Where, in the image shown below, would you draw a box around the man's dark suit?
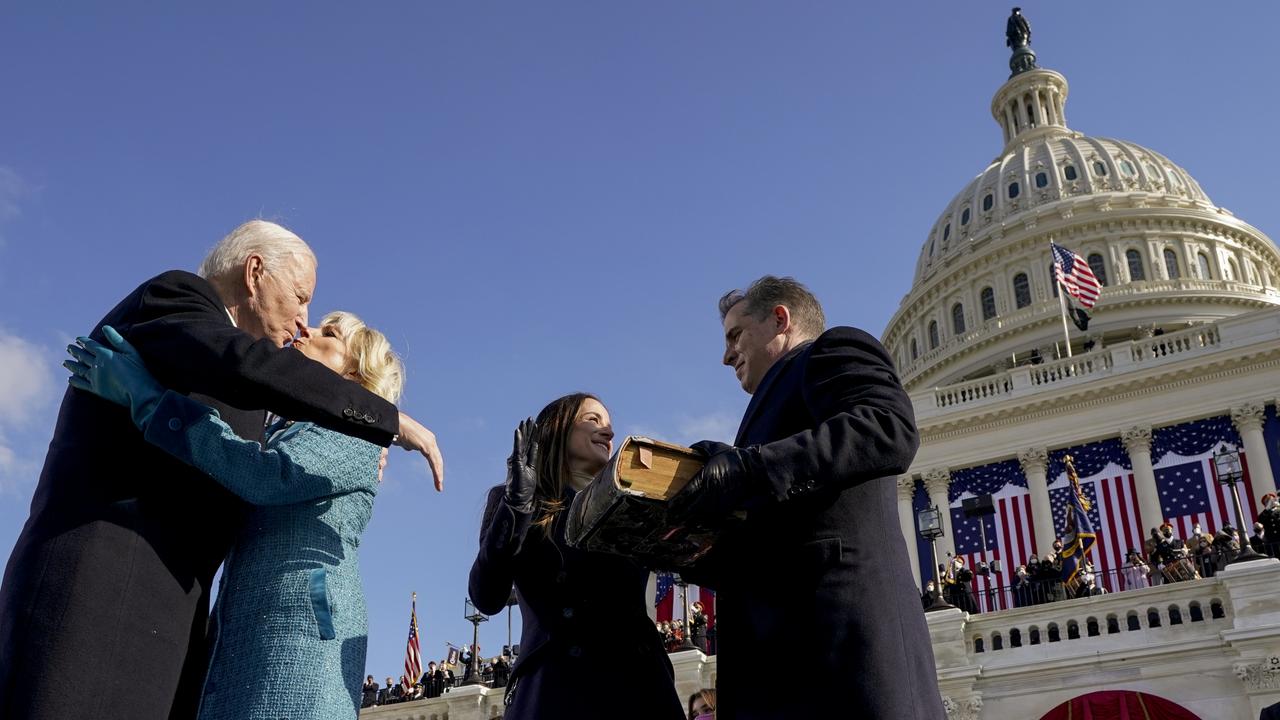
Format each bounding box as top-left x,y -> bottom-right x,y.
703,326 -> 944,719
0,270 -> 398,720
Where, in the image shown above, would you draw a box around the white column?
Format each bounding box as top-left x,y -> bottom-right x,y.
897,475 -> 923,587
1018,447 -> 1055,556
1122,426 -> 1164,535
923,468 -> 954,564
1234,403 -> 1277,502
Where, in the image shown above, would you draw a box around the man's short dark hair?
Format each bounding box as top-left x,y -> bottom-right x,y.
718,275 -> 826,339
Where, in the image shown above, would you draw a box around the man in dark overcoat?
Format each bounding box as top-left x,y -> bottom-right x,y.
673,275 -> 944,719
0,220 -> 443,719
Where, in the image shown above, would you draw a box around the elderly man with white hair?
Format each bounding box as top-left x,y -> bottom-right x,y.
0,220 -> 443,720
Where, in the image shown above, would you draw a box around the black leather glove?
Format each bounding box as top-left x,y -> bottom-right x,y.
689,440 -> 734,458
504,417 -> 538,514
671,445 -> 765,522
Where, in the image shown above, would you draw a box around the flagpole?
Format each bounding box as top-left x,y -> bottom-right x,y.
1051,241 -> 1073,358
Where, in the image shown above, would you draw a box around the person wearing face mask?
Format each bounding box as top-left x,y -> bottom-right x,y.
63,312 -> 409,720
688,688 -> 716,720
468,394 -> 684,720
1259,493 -> 1280,556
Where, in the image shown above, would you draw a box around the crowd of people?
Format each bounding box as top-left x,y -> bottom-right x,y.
922,493 -> 1280,615
360,645 -> 515,708
656,601 -> 715,654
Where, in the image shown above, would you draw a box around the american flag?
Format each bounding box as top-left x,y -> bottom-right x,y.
1048,440 -> 1144,592
404,593 -> 422,685
1051,242 -> 1101,308
1152,415 -> 1256,540
654,572 -> 675,622
948,460 -> 1035,609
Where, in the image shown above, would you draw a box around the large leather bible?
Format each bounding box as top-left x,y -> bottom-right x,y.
565,436 -> 725,571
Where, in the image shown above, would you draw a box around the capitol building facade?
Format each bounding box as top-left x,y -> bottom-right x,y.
885,15 -> 1280,720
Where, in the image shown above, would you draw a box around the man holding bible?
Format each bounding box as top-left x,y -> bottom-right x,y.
673,275 -> 943,719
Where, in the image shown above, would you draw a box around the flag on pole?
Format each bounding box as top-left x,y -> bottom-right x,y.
655,572 -> 675,622
404,593 -> 423,684
1058,456 -> 1098,588
1051,242 -> 1101,308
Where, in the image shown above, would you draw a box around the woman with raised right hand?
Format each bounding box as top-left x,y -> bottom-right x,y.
468,394 -> 684,720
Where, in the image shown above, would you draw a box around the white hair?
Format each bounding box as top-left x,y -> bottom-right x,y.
197,220 -> 316,283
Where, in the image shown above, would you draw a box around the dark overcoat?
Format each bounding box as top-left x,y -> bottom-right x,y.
0,270 -> 397,720
469,486 -> 684,720
699,326 -> 945,719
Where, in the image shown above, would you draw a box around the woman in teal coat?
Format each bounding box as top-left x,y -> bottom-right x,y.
65,312 -> 404,720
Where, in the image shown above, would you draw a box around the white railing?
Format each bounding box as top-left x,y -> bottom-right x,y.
1028,351 -> 1113,386
1130,323 -> 1220,362
935,374 -> 1013,408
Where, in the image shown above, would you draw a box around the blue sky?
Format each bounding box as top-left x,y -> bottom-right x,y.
2,2 -> 1279,677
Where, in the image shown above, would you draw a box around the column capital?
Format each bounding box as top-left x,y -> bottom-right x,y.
1232,402 -> 1267,433
1017,447 -> 1048,475
923,468 -> 951,497
896,474 -> 917,501
1121,425 -> 1153,453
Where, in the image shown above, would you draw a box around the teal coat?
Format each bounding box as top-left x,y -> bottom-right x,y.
143,390 -> 381,720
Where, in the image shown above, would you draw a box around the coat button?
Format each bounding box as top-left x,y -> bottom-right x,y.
168,418 -> 182,431
343,408 -> 354,417
562,607 -> 575,620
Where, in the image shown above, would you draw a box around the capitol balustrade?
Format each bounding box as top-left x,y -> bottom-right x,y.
915,313 -> 1278,421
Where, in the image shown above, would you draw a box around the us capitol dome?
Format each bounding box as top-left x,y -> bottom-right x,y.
882,25 -> 1280,393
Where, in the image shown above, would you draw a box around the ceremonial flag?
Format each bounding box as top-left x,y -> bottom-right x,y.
655,572 -> 675,622
1052,242 -> 1101,308
1057,457 -> 1097,588
404,593 -> 422,684
446,646 -> 459,667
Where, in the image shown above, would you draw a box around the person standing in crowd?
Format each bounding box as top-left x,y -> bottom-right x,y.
1260,494 -> 1280,556
378,677 -> 398,706
672,276 -> 943,719
1250,522 -> 1268,556
688,600 -> 708,652
361,676 -> 380,708
0,220 -> 443,720
468,396 -> 685,720
945,556 -> 977,613
64,310 -> 409,719
1120,549 -> 1150,590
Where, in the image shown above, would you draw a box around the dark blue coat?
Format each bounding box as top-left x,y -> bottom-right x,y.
698,326 -> 945,719
469,486 -> 684,720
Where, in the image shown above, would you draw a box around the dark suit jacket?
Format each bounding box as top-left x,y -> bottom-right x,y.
469,486 -> 684,720
701,326 -> 944,719
0,270 -> 398,720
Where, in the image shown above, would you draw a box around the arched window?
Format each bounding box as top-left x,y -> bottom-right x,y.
951,303 -> 965,335
980,287 -> 996,320
1063,165 -> 1078,181
1163,249 -> 1181,279
943,224 -> 950,243
1120,159 -> 1137,176
1008,182 -> 1020,199
1035,172 -> 1048,188
1087,253 -> 1108,285
1227,257 -> 1239,282
961,207 -> 971,225
983,193 -> 994,212
1197,252 -> 1213,280
1013,273 -> 1031,308
910,338 -> 918,361
1093,160 -> 1108,176
928,321 -> 939,350
1126,249 -> 1145,281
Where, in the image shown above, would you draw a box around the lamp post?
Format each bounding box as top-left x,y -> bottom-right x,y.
1214,447 -> 1267,564
917,505 -> 955,611
674,575 -> 697,651
462,598 -> 489,686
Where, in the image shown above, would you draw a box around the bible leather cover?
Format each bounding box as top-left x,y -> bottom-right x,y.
565,436 -> 722,571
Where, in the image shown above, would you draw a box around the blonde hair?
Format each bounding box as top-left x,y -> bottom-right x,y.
197,220 -> 317,284
320,311 -> 405,404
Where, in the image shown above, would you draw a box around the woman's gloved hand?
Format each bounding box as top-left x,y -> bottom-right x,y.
504,417 -> 539,514
64,325 -> 165,430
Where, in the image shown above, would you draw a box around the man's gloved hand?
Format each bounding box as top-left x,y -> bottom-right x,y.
689,440 -> 733,458
64,325 -> 165,429
671,445 -> 765,522
504,417 -> 539,514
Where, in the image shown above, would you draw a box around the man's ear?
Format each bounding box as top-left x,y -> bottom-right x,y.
242,254 -> 265,298
772,304 -> 793,335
